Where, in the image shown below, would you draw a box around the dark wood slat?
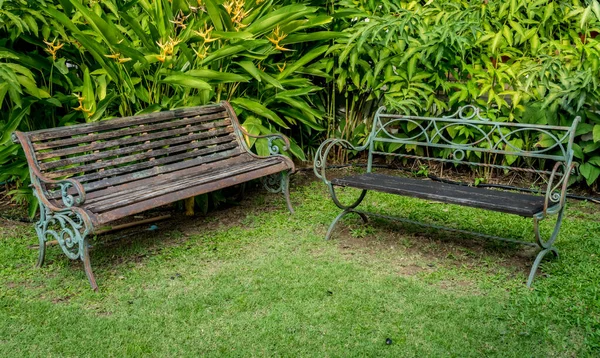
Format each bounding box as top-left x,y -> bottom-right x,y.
87,158 -> 283,212
82,154 -> 253,200
72,141 -> 242,183
34,112 -> 229,152
46,134 -> 238,178
331,173 -> 545,217
40,126 -> 234,171
91,160 -> 291,224
46,149 -> 248,201
28,105 -> 225,141
83,156 -> 257,205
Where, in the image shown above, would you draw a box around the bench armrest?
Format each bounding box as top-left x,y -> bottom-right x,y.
238,126 -> 291,155
25,161 -> 86,211
543,161 -> 574,216
313,138 -> 369,186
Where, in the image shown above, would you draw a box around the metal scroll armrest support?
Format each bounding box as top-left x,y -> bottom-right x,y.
237,126 -> 291,156
313,138 -> 369,187
541,161 -> 575,217
29,165 -> 87,211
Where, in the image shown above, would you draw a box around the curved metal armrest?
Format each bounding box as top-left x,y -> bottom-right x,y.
543,162 -> 574,216
29,165 -> 86,209
313,138 -> 369,186
238,126 -> 291,154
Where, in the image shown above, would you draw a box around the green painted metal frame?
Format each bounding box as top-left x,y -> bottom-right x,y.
314,105 -> 580,287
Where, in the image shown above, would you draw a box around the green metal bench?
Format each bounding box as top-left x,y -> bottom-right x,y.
13,101 -> 294,290
314,106 -> 579,287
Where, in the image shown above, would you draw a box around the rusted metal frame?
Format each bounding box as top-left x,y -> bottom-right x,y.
13,132 -> 87,208
46,134 -> 237,178
28,104 -> 224,141
378,113 -> 572,131
370,151 -> 559,176
39,122 -> 233,170
221,101 -> 295,213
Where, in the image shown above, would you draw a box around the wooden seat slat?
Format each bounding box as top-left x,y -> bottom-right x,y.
45,134 -> 238,179
94,160 -> 290,225
29,105 -> 224,141
46,134 -> 236,178
82,154 -> 253,201
332,173 -> 545,217
88,158 -> 285,213
81,149 -> 245,194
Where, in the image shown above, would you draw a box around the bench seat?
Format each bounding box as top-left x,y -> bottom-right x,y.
332,173 -> 546,217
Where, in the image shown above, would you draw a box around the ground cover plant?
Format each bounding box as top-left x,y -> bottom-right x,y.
0,174 -> 599,356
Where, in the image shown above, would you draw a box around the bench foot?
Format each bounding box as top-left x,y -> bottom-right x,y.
325,209 -> 368,240
527,247 -> 559,288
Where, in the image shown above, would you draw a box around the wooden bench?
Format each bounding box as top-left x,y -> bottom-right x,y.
12,101 -> 294,290
314,105 -> 579,287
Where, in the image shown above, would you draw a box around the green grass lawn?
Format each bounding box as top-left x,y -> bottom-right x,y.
1,172 -> 599,357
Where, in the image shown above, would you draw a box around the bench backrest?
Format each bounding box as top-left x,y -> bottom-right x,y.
367,105 -> 579,176
13,102 -> 245,193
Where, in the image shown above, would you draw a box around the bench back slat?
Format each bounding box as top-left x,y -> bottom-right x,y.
15,102 -> 247,190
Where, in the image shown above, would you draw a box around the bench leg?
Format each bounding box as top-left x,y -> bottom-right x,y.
527,208 -> 565,287
326,209 -> 369,240
33,199 -> 48,268
282,170 -> 294,214
34,199 -> 97,290
82,238 -> 98,291
262,171 -> 294,214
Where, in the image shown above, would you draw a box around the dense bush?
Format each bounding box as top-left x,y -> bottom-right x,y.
329,0 -> 600,187
1,0 -> 600,212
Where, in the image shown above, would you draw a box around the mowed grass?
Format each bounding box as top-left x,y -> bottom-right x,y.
1,172 -> 599,357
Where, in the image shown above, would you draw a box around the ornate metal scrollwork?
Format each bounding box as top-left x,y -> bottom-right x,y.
35,194 -> 91,261
267,137 -> 280,155
262,173 -> 284,193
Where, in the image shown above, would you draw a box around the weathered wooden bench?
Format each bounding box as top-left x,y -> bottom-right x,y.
314,105 -> 579,287
12,101 -> 294,290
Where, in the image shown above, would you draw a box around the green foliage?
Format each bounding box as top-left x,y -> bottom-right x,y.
0,0 -> 334,207
329,0 -> 600,187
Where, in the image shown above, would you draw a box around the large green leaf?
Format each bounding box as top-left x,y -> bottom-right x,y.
231,98 -> 289,129
160,75 -> 212,90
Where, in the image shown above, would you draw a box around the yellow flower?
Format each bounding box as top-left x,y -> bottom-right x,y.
267,26 -> 292,51
43,39 -> 65,60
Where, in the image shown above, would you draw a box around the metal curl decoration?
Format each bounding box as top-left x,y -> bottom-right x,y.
262,173 -> 283,193
453,149 -> 466,161
443,105 -> 490,121
267,137 -> 280,155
